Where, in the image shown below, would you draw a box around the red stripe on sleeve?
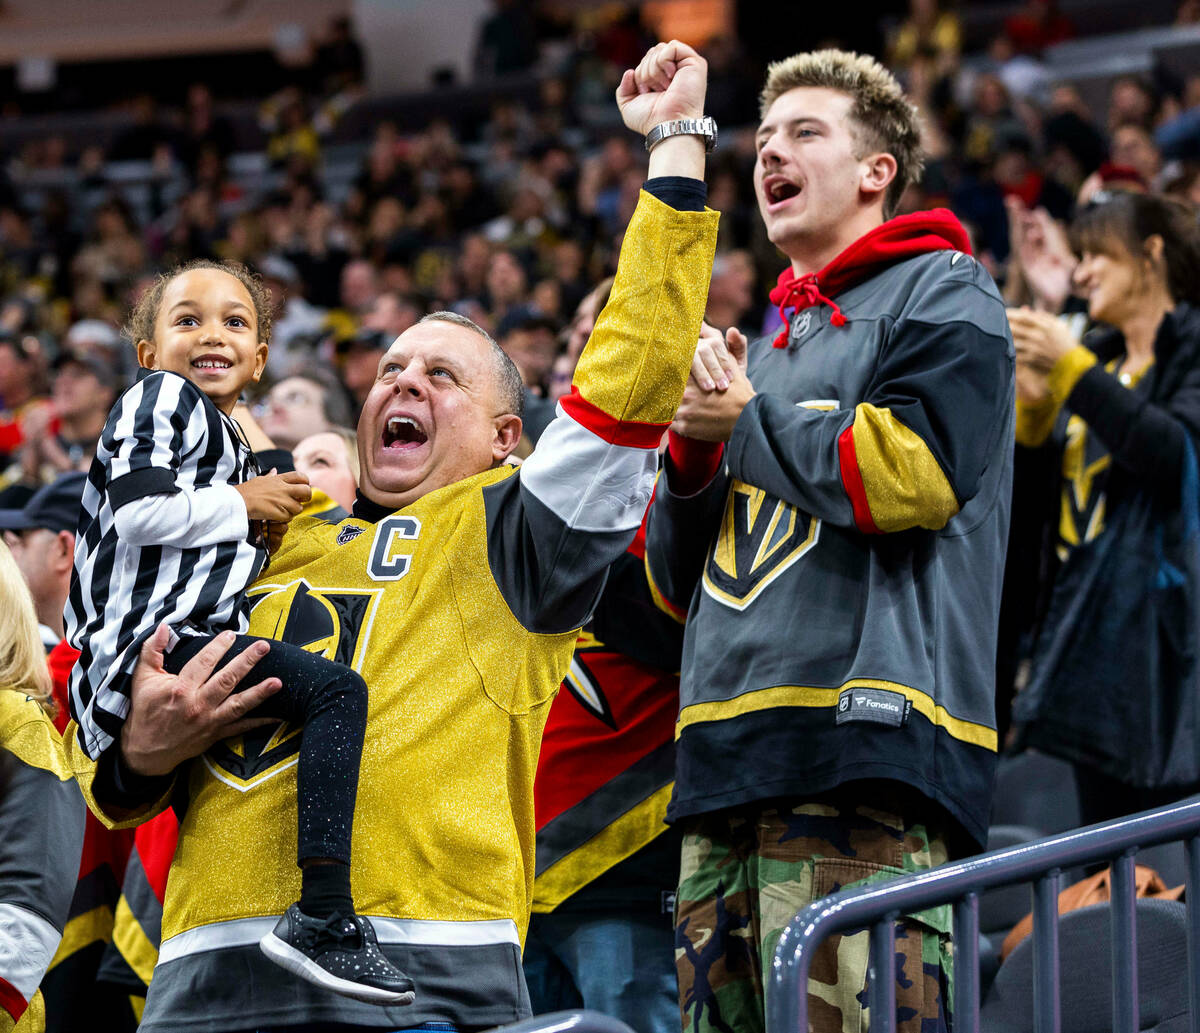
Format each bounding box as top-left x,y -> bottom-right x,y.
837,424 -> 882,535
0,975 -> 28,1023
666,430 -> 724,496
559,388 -> 670,449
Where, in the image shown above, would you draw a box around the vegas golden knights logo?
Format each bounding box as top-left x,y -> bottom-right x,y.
702,479 -> 819,611
202,579 -> 382,791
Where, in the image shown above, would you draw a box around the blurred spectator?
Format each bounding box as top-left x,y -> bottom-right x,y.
362,290 -> 422,341
178,83 -> 236,175
339,258 -> 380,317
109,93 -> 178,162
1011,193 -> 1200,822
72,198 -> 146,294
1162,160 -> 1200,203
1111,121 -> 1165,188
1004,0 -> 1075,56
1107,74 -> 1159,132
260,255 -> 328,377
484,249 -> 529,326
475,0 -> 539,78
313,14 -> 366,95
0,472 -> 86,646
337,328 -> 389,413
1042,98 -> 1108,194
548,276 -> 613,405
293,428 -> 359,511
1004,197 -> 1077,311
705,250 -> 756,332
887,0 -> 961,72
263,88 -> 321,170
257,370 -> 354,452
0,332 -> 46,472
496,307 -> 559,395
18,352 -> 118,483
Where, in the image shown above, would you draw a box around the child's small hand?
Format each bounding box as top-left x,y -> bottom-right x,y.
236,471 -> 312,522
264,520 -> 287,554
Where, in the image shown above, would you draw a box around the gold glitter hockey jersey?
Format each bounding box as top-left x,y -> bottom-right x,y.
67,187 -> 718,1033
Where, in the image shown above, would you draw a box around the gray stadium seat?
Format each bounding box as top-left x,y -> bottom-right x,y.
991,751 -> 1081,834
979,899 -> 1189,1033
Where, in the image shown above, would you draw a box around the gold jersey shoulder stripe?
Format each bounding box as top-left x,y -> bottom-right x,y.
676,678 -> 997,751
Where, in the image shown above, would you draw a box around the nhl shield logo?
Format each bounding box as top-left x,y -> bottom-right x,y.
336,525 -> 365,545
789,309 -> 813,344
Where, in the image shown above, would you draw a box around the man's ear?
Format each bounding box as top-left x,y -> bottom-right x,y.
492,414 -> 524,463
136,339 -> 158,370
860,152 -> 899,205
55,531 -> 75,572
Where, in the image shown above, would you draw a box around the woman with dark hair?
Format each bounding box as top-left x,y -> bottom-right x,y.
1008,191 -> 1200,823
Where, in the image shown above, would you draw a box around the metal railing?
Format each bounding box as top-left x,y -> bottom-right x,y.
766,796 -> 1200,1033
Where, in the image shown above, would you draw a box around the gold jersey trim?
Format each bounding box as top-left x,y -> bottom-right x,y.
851,404 -> 958,532
676,678 -> 997,751
112,896 -> 160,987
531,782 -> 674,912
48,905 -> 113,969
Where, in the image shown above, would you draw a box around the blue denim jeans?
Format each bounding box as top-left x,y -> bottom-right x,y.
522,908 -> 680,1033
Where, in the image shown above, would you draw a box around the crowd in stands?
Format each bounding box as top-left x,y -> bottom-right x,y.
2,1 -> 1200,1031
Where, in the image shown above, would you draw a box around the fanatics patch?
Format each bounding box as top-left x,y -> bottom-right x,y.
336,525 -> 365,545
836,687 -> 912,728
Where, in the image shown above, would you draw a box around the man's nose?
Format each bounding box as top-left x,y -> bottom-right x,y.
758,134 -> 785,166
392,364 -> 426,397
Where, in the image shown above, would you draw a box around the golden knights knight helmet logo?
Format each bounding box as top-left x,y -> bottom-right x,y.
202,579 -> 381,791
702,479 -> 820,611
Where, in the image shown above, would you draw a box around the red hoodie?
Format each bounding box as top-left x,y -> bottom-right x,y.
668,209 -> 973,484
767,208 -> 972,347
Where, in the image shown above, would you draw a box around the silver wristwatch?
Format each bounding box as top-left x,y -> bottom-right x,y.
644,116 -> 718,153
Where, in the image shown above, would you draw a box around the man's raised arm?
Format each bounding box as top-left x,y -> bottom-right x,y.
483,40 -> 720,634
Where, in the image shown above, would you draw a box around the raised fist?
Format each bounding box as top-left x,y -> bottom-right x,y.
616,40 -> 708,137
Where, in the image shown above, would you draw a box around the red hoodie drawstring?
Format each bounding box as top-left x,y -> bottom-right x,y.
768,274 -> 847,348
763,207 -> 973,349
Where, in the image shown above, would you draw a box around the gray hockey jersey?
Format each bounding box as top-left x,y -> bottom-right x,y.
646,230 -> 1015,849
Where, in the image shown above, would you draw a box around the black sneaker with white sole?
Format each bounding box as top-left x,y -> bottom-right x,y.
259,904 -> 416,1005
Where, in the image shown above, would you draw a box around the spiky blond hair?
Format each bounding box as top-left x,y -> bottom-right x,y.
760,49 -> 924,219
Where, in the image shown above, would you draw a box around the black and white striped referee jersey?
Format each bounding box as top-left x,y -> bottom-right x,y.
66,370 -> 266,759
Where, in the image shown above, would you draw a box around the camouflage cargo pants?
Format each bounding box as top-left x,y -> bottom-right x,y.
674,795 -> 952,1033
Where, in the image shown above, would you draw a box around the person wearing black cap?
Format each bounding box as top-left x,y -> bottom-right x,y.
0,471 -> 87,650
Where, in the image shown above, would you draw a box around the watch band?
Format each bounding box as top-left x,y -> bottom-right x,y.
645,116 -> 718,153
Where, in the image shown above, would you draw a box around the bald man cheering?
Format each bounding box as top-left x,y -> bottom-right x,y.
67,41 -> 718,1033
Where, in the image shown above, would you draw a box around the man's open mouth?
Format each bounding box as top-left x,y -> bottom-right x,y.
383,415 -> 428,449
764,178 -> 802,205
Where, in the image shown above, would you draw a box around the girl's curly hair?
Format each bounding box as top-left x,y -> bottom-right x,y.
124,259 -> 273,346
